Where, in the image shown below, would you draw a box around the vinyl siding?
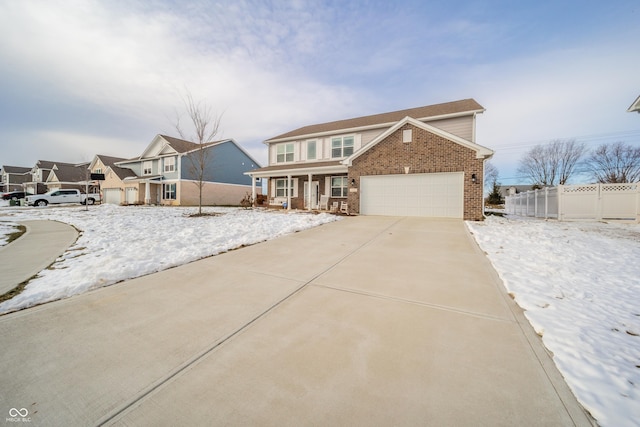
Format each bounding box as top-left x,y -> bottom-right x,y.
426,116 -> 474,142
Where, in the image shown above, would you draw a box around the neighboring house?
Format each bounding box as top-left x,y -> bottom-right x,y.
25,160 -> 79,194
46,162 -> 96,192
628,95 -> 640,113
115,135 -> 261,206
88,155 -> 137,205
246,99 -> 494,220
1,165 -> 31,192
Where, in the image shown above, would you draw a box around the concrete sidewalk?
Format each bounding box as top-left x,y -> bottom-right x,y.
0,217 -> 593,426
0,220 -> 78,295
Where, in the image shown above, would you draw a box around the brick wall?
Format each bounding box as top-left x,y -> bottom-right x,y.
347,123 -> 485,220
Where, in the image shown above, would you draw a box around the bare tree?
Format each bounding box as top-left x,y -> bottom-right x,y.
585,141 -> 640,183
484,161 -> 499,192
517,139 -> 586,186
175,93 -> 222,215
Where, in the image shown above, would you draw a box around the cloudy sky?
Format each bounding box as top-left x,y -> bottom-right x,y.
1,0 -> 639,184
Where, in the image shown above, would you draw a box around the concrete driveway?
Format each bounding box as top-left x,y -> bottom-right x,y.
0,216 -> 593,426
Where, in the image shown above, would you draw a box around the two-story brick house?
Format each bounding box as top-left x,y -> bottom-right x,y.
246,99 -> 493,220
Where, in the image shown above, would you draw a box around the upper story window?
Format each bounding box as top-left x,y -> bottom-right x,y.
94,168 -> 102,174
331,136 -> 354,158
276,143 -> 294,163
307,141 -> 317,160
143,161 -> 152,175
164,156 -> 175,172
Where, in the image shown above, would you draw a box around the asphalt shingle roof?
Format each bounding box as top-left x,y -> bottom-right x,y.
266,98 -> 484,141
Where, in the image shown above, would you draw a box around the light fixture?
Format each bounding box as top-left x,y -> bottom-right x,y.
351,178 -> 356,186
471,173 -> 477,183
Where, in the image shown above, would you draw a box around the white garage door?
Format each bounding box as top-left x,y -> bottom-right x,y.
103,188 -> 121,205
360,172 -> 464,218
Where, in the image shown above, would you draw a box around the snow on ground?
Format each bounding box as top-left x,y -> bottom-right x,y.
0,204 -> 339,314
467,215 -> 640,427
0,220 -> 20,246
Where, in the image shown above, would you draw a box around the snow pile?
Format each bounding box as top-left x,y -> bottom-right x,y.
0,205 -> 339,314
467,216 -> 640,427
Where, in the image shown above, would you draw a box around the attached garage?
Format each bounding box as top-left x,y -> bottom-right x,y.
103,188 -> 121,205
360,172 -> 464,218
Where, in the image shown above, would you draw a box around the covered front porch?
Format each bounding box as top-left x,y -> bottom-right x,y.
122,176 -> 163,205
246,161 -> 349,212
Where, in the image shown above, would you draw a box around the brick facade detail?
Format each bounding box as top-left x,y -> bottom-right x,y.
347,123 -> 485,221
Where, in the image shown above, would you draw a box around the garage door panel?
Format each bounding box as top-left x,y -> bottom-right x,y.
104,189 -> 121,205
360,173 -> 463,218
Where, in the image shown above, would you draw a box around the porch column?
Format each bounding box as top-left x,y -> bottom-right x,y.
307,173 -> 312,211
251,175 -> 256,207
144,181 -> 150,205
287,174 -> 292,211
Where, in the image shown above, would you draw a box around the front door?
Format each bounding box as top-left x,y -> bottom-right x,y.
304,181 -> 320,209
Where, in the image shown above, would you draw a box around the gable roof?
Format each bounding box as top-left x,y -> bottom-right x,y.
47,163 -> 89,183
2,165 -> 31,174
344,116 -> 494,165
95,154 -> 128,167
35,160 -> 77,170
159,135 -> 219,153
628,95 -> 640,113
266,99 -> 485,142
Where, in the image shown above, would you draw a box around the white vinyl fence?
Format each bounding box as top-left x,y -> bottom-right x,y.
505,183 -> 640,222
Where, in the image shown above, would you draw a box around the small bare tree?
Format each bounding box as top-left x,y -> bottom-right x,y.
484,161 -> 503,205
175,93 -> 222,215
585,141 -> 640,183
517,139 -> 586,186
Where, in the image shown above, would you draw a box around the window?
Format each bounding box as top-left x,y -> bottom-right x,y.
402,129 -> 412,143
163,183 -> 176,200
307,141 -> 316,160
95,168 -> 102,174
331,136 -> 354,158
275,178 -> 294,197
164,157 -> 175,172
276,143 -> 294,163
143,161 -> 152,175
331,176 -> 348,198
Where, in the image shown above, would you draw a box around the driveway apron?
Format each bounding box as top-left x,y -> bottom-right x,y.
0,216 -> 592,426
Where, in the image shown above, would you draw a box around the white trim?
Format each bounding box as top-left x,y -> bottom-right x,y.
343,116 -> 494,165
264,109 -> 485,144
628,95 -> 640,113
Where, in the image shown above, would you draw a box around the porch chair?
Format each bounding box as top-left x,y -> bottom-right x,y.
319,195 -> 329,210
340,201 -> 348,214
330,201 -> 339,212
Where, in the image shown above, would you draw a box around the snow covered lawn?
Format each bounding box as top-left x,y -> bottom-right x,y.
467,216 -> 640,427
0,220 -> 21,246
0,205 -> 339,314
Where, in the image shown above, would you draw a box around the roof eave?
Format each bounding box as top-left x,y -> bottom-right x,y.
627,95 -> 640,113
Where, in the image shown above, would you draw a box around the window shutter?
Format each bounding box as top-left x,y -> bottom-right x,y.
325,177 -> 331,195
270,145 -> 277,165
294,142 -> 300,162
354,134 -> 362,151
293,178 -> 299,197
